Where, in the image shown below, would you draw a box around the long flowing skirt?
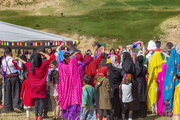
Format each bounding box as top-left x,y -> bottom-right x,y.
173,83 -> 180,120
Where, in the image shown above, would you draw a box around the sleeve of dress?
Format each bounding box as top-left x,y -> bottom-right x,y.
12,60 -> 22,71
42,60 -> 50,67
25,62 -> 31,71
20,81 -> 26,98
93,55 -> 103,69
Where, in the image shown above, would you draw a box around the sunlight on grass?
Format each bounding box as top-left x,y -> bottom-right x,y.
0,9 -> 179,47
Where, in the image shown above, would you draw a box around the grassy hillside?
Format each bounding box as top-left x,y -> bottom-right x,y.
0,0 -> 180,47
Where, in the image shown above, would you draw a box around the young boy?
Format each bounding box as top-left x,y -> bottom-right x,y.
119,74 -> 133,120
95,67 -> 112,120
80,75 -> 96,120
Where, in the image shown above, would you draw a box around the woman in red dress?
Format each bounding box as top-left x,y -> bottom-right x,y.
16,52 -> 50,120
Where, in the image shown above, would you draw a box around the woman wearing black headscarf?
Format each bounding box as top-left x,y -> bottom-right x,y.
135,55 -> 147,118
121,52 -> 136,75
121,52 -> 139,118
107,62 -> 122,120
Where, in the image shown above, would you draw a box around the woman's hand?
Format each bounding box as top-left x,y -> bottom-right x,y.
14,57 -> 19,61
173,76 -> 176,82
38,52 -> 50,60
140,42 -> 144,48
73,51 -> 80,55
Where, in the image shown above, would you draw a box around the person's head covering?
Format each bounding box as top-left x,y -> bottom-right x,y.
176,43 -> 180,55
135,55 -> 144,76
76,53 -> 83,62
122,52 -> 135,74
95,66 -> 108,87
147,40 -> 157,50
84,54 -> 93,65
97,66 -> 108,78
122,73 -> 132,85
31,53 -> 42,73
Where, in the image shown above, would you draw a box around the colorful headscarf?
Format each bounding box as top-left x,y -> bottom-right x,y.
119,73 -> 132,98
122,73 -> 132,85
95,66 -> 108,87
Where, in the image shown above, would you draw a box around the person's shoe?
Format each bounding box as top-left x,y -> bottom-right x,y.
14,108 -> 23,113
26,117 -> 30,120
43,114 -> 49,118
38,116 -> 43,120
34,116 -> 38,120
0,104 -> 3,108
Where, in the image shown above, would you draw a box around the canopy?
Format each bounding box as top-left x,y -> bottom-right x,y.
0,21 -> 76,49
0,21 -> 72,42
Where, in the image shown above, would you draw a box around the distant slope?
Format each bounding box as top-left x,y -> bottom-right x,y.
1,0 -> 180,15
0,0 -> 180,47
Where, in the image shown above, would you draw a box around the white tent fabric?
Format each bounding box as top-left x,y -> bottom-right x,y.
0,21 -> 72,42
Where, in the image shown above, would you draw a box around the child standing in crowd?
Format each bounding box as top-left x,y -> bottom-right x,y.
95,66 -> 112,120
119,74 -> 133,120
20,72 -> 35,120
81,75 -> 96,120
48,60 -> 60,120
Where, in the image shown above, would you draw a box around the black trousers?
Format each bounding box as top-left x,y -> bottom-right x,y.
35,98 -> 44,117
43,92 -> 50,115
122,102 -> 133,120
4,77 -> 21,111
139,101 -> 147,118
110,88 -> 122,120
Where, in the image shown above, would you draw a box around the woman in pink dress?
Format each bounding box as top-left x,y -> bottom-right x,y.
58,52 -> 84,120
157,62 -> 167,115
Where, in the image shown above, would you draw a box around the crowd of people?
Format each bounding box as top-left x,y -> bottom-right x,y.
0,40 -> 179,120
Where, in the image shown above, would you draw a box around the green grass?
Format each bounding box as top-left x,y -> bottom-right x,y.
0,111 -> 172,120
0,0 -> 180,47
